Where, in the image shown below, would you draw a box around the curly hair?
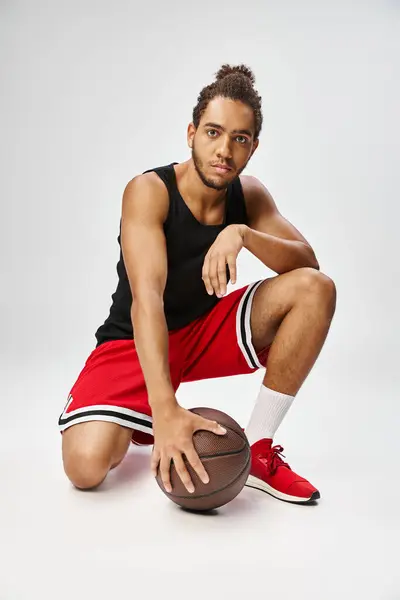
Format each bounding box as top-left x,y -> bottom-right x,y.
192,64 -> 263,141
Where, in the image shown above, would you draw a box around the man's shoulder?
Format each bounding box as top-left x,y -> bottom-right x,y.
125,170 -> 168,195
239,174 -> 277,215
239,174 -> 263,203
239,173 -> 261,187
122,171 -> 170,223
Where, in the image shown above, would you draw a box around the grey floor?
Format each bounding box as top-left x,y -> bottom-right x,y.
1,355 -> 399,600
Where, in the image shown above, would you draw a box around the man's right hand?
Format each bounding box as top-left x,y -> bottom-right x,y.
151,404 -> 227,494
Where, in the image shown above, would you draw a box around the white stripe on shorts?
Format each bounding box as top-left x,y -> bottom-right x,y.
236,280 -> 265,370
58,401 -> 153,434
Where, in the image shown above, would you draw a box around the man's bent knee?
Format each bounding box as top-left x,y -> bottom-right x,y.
63,447 -> 110,490
293,267 -> 336,301
63,447 -> 111,490
61,421 -> 132,489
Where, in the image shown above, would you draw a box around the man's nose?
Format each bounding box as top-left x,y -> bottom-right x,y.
217,137 -> 233,158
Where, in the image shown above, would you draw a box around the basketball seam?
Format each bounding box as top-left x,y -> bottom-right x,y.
193,422 -> 247,442
163,448 -> 251,500
184,446 -> 247,460
191,423 -> 249,458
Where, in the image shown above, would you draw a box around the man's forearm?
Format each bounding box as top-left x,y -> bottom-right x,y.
131,296 -> 178,414
241,225 -> 319,274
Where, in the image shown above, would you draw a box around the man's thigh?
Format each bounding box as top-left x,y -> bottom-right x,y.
181,280 -> 271,382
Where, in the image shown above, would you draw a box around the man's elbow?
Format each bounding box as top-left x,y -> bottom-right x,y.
312,258 -> 320,270
131,289 -> 165,313
305,244 -> 319,270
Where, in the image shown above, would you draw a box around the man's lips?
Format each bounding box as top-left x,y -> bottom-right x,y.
212,164 -> 232,173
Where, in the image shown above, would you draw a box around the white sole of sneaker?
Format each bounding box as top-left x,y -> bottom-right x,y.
245,474 -> 320,503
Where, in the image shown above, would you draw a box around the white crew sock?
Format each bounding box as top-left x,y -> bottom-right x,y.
245,384 -> 295,446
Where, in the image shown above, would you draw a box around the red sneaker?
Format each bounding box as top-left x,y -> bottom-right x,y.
245,438 -> 320,504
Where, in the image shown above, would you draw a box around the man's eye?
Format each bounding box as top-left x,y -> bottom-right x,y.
207,130 -> 247,144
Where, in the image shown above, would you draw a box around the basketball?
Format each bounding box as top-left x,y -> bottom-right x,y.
155,407 -> 251,511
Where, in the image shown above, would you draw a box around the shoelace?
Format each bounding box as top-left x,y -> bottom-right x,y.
258,444 -> 291,475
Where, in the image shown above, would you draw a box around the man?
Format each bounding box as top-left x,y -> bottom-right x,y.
59,64 -> 336,504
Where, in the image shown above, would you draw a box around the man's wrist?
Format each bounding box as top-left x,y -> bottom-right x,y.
238,224 -> 250,246
149,394 -> 179,417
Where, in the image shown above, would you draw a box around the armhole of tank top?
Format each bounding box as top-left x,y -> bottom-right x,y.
155,168 -> 174,233
163,164 -> 179,233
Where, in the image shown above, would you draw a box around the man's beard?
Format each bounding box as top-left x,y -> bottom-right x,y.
191,145 -> 247,191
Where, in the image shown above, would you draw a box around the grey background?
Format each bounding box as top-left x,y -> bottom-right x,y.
1,1 -> 399,599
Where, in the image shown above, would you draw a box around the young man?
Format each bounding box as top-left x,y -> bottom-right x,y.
59,64 -> 336,504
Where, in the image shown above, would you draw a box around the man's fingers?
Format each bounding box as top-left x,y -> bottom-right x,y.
203,254 -> 230,297
203,273 -> 213,295
184,446 -> 210,485
209,255 -> 220,296
202,256 -> 213,295
172,453 -> 195,493
159,454 -> 172,493
217,256 -> 227,296
151,448 -> 160,478
227,254 -> 237,285
197,417 -> 227,436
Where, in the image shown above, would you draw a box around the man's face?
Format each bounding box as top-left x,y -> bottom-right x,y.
188,96 -> 259,191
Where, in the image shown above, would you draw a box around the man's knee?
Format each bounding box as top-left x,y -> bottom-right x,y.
294,267 -> 336,305
61,421 -> 133,489
63,445 -> 110,490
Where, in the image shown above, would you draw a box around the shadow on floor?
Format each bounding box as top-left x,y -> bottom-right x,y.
101,447 -> 151,491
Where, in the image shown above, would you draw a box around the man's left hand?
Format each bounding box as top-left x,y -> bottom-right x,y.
202,224 -> 246,297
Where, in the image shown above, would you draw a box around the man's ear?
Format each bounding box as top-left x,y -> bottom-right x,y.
187,122 -> 196,148
250,138 -> 259,157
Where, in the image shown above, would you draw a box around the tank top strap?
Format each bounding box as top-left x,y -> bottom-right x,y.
142,162 -> 177,186
226,176 -> 248,225
141,162 -> 179,231
141,162 -> 248,228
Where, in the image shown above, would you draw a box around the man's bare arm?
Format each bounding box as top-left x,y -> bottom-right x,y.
120,173 -> 177,413
121,173 -> 226,493
240,175 -> 319,273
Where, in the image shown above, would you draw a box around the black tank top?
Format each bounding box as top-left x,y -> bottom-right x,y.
94,162 -> 249,347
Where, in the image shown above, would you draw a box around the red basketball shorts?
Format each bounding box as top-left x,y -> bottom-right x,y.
58,280 -> 270,441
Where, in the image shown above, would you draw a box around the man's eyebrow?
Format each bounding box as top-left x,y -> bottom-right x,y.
203,122 -> 253,137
